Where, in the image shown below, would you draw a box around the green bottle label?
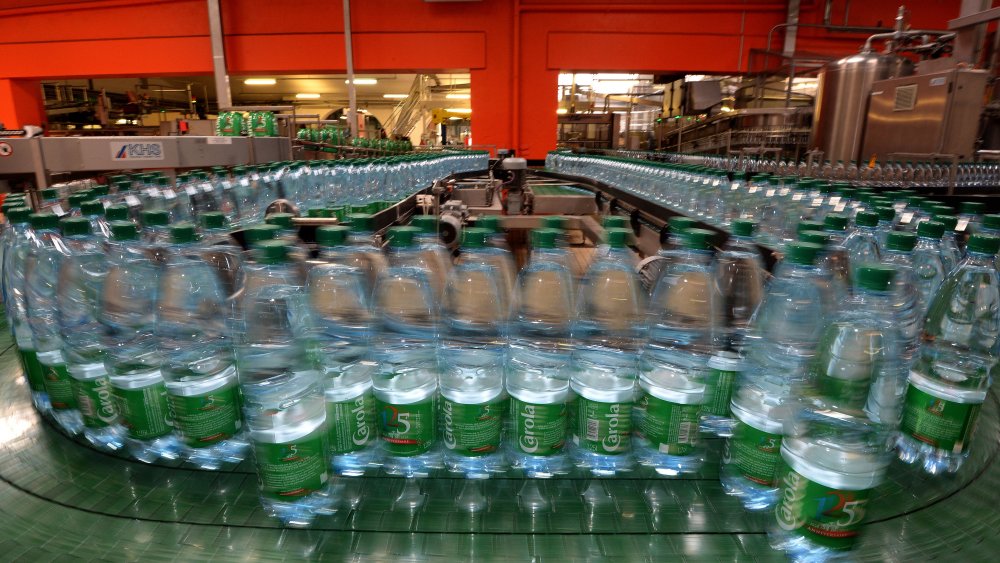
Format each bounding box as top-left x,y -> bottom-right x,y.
43,363 -> 77,410
376,397 -> 435,456
73,376 -> 118,428
724,421 -> 782,486
167,385 -> 241,448
575,397 -> 631,455
327,391 -> 376,454
18,348 -> 46,392
512,398 -> 567,456
816,373 -> 871,410
900,384 -> 981,453
703,367 -> 737,417
774,464 -> 873,551
112,382 -> 172,440
441,398 -> 502,457
255,432 -> 329,500
635,393 -> 699,455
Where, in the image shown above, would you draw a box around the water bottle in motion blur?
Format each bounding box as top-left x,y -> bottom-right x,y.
409,214 -> 452,299
842,211 -> 881,278
931,214 -> 961,274
570,228 -> 644,475
880,231 -> 922,365
721,242 -> 833,509
307,226 -> 378,476
440,227 -> 509,477
636,228 -> 718,475
237,240 -> 334,525
157,223 -> 247,469
957,201 -> 985,235
26,213 -> 84,434
100,221 -> 179,463
911,221 -> 947,320
507,228 -> 574,477
58,217 -> 124,451
372,227 -> 441,476
3,207 -> 50,411
896,234 -> 1000,474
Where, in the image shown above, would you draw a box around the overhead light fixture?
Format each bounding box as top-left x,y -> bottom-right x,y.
445,93 -> 470,100
345,78 -> 378,85
556,108 -> 568,115
339,116 -> 347,120
115,118 -> 129,124
295,93 -> 321,99
244,78 -> 276,86
448,116 -> 463,121
383,94 -> 408,99
445,108 -> 471,114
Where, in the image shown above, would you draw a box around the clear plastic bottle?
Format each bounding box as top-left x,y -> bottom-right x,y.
873,205 -> 896,250
79,199 -> 112,240
372,226 -> 441,476
636,228 -> 718,475
507,228 -> 574,477
930,214 -> 961,274
58,217 -> 124,451
570,228 -> 644,475
409,214 -> 453,300
440,228 -> 509,477
842,210 -> 881,278
820,214 -> 852,299
100,221 -> 180,463
896,234 -> 1000,474
637,216 -> 697,295
237,240 -> 334,525
912,221 -> 947,320
307,226 -> 378,476
720,242 -> 833,509
26,213 -> 84,434
957,201 -> 985,235
157,223 -> 247,469
880,231 -> 922,366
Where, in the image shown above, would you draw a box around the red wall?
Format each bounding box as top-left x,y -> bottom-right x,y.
0,0 -> 964,158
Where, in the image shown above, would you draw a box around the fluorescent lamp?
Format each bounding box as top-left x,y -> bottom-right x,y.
345,78 -> 378,85
448,116 -> 462,121
445,93 -> 470,100
244,78 -> 276,86
115,118 -> 128,124
296,93 -> 321,99
556,108 -> 568,115
445,108 -> 471,114
383,94 -> 408,99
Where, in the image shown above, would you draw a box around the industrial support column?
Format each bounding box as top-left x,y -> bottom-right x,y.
343,0 -> 358,139
206,0 -> 232,110
0,79 -> 45,129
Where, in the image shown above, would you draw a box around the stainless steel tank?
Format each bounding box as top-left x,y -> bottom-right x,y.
811,51 -> 913,163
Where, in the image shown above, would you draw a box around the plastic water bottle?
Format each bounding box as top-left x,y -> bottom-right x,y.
26,213 -> 84,434
896,234 -> 1000,474
342,213 -> 388,295
100,221 -> 180,463
957,201 -> 985,235
636,228 -> 718,475
140,209 -> 171,244
372,226 -> 441,476
820,214 -> 851,298
439,227 -> 509,477
637,216 -> 697,295
570,228 -> 644,475
979,213 -> 1000,236
2,206 -> 50,411
237,240 -> 334,525
912,221 -> 947,320
842,211 -> 881,278
931,214 -> 961,274
873,205 -> 897,249
57,217 -> 124,451
720,242 -> 833,509
409,214 -> 452,299
156,223 -> 247,469
307,226 -> 378,476
507,228 -> 574,477
80,199 -> 112,240
880,231 -> 921,365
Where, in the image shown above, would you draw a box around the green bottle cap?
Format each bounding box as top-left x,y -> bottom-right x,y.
306,208 -> 330,218
798,230 -> 829,246
731,219 -> 757,237
982,214 -> 1000,231
967,234 -> 1000,255
823,214 -> 848,232
856,265 -> 896,292
462,227 -> 491,248
265,212 -> 295,230
604,227 -> 631,248
201,211 -> 226,230
931,204 -> 953,217
243,223 -> 281,244
410,214 -> 438,234
156,176 -> 169,188
960,201 -> 986,215
387,226 -> 419,248
41,188 -> 60,201
874,206 -> 896,222
60,216 -> 91,237
602,216 -> 629,229
141,209 -> 169,227
91,185 -> 110,197
253,239 -> 290,264
668,216 -> 697,234
29,212 -> 58,230
6,206 -> 30,224
80,200 -> 105,217
682,228 -> 714,250
530,228 -> 559,249
917,220 -> 945,239
68,192 -> 90,208
104,205 -> 129,221
885,231 -> 917,251
933,214 -> 958,231
476,215 -> 502,233
316,225 -> 351,247
786,242 -> 823,266
797,220 -> 825,235
109,220 -> 138,241
854,211 -> 879,228
170,222 -> 198,243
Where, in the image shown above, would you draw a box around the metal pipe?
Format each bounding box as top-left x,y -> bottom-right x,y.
342,0 -> 358,139
765,22 -> 897,55
863,29 -> 954,52
782,0 -> 800,58
205,0 -> 231,110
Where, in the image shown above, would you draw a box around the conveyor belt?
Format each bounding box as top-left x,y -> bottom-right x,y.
0,314 -> 997,561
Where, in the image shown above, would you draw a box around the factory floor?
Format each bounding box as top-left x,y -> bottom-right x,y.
0,315 -> 997,562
